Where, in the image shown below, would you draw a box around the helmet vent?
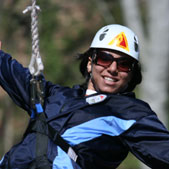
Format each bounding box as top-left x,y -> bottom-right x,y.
134,36 -> 139,52
99,29 -> 109,41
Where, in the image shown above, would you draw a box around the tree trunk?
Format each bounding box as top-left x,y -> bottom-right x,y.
121,0 -> 148,60
141,0 -> 169,125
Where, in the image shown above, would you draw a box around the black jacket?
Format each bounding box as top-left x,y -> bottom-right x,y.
0,50 -> 169,169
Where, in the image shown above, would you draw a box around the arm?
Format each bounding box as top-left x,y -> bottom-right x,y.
121,114 -> 169,168
0,50 -> 41,114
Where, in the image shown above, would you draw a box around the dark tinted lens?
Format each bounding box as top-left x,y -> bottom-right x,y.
95,51 -> 134,72
117,59 -> 133,72
96,52 -> 112,67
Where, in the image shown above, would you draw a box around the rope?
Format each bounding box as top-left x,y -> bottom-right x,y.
23,0 -> 45,107
23,0 -> 44,76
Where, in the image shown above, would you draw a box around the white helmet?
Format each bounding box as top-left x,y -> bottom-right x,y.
90,24 -> 139,61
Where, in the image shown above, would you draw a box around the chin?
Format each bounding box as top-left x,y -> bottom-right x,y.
99,87 -> 118,94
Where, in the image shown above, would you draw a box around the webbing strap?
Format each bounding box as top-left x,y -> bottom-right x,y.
29,156 -> 51,169
35,113 -> 50,168
27,113 -> 51,169
48,125 -> 78,162
24,117 -> 78,164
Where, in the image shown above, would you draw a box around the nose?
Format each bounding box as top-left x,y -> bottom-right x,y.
107,61 -> 118,74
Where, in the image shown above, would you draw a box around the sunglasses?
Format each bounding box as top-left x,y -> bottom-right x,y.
93,51 -> 135,72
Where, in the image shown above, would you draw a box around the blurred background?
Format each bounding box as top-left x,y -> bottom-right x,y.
0,0 -> 169,168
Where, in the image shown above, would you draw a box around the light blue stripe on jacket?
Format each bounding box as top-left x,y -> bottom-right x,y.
53,147 -> 75,169
53,116 -> 136,168
62,116 -> 136,146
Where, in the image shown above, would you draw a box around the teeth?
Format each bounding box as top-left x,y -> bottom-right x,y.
104,77 -> 116,82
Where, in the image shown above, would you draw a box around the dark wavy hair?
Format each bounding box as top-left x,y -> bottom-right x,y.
77,48 -> 142,92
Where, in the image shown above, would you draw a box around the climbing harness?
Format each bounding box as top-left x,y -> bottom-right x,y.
23,1 -> 51,169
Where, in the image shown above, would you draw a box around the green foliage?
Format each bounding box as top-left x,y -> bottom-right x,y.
118,152 -> 140,169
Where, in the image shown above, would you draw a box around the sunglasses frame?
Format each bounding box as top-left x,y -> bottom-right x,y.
92,50 -> 136,72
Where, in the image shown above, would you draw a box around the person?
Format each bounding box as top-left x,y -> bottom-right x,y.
0,24 -> 169,169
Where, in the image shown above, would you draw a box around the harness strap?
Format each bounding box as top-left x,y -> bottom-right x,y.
29,156 -> 51,169
24,108 -> 51,169
35,113 -> 50,169
48,125 -> 78,162
24,116 -> 78,164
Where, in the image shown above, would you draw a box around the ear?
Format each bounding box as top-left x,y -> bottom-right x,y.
87,57 -> 92,73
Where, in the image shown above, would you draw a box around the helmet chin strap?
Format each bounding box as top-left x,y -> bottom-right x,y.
90,51 -> 96,79
89,58 -> 100,92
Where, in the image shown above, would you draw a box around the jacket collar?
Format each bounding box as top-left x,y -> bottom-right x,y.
72,85 -> 136,98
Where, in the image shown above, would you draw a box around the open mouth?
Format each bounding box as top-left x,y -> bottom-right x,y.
104,77 -> 118,82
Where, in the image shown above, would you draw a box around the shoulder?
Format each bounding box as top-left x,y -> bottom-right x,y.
45,83 -> 85,98
0,50 -> 12,61
105,92 -> 155,121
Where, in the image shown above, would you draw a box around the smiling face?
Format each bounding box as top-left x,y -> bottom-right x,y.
87,50 -> 133,94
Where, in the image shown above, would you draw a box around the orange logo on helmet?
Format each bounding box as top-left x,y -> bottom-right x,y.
108,32 -> 129,52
